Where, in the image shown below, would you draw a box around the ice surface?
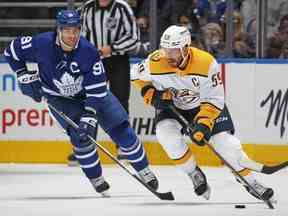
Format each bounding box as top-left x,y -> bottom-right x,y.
0,164 -> 286,216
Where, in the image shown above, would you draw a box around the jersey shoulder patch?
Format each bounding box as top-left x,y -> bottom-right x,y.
148,50 -> 175,75
186,47 -> 215,77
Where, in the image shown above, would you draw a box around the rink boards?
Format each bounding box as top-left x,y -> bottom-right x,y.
0,59 -> 288,165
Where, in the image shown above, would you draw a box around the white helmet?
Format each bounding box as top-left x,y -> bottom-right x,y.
160,25 -> 191,49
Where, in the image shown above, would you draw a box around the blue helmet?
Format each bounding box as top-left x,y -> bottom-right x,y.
56,9 -> 81,28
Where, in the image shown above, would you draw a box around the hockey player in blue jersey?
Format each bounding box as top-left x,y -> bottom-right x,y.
4,9 -> 159,196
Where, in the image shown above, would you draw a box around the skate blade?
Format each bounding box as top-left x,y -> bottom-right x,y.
100,191 -> 111,198
269,197 -> 277,204
202,185 -> 211,200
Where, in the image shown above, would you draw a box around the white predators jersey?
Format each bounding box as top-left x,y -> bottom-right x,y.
131,47 -> 225,111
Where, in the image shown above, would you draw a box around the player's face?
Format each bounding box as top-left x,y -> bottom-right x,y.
60,26 -> 81,49
162,48 -> 183,68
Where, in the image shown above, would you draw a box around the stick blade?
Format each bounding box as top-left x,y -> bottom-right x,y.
262,161 -> 288,174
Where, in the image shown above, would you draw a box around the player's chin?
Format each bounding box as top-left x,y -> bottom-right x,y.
69,42 -> 77,48
66,39 -> 77,47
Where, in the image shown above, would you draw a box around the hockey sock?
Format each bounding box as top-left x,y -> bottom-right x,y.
74,143 -> 102,179
69,128 -> 102,179
109,121 -> 149,171
173,149 -> 197,174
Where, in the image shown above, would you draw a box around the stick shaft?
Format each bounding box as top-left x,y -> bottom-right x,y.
48,103 -> 174,200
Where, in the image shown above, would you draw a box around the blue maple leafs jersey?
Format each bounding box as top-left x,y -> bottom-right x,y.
4,32 -> 108,112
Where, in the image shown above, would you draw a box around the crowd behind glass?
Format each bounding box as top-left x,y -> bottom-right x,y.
1,0 -> 288,59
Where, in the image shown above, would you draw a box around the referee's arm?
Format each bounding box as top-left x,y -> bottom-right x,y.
79,6 -> 89,39
111,5 -> 138,53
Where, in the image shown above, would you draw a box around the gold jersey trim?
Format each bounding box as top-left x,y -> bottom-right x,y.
149,47 -> 215,77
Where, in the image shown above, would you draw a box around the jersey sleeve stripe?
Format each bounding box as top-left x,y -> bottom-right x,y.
85,81 -> 107,90
85,86 -> 107,95
42,86 -> 61,96
10,40 -> 20,61
4,48 -> 10,57
201,102 -> 223,112
150,72 -> 175,75
86,92 -> 107,98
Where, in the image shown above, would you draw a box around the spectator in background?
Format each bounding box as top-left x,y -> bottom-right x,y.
267,35 -> 284,58
267,14 -> 288,58
241,0 -> 288,37
240,0 -> 256,30
178,14 -> 204,49
201,22 -> 226,58
192,0 -> 227,26
131,15 -> 151,58
180,1 -> 201,35
279,41 -> 288,59
267,0 -> 288,36
278,14 -> 288,34
245,18 -> 257,57
232,11 -> 255,58
136,0 -> 179,44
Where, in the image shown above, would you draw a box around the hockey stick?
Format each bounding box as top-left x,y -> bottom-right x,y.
169,105 -> 274,209
261,161 -> 288,174
238,156 -> 288,174
48,103 -> 174,201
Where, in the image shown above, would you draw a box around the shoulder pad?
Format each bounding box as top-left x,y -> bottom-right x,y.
148,50 -> 175,75
185,48 -> 215,77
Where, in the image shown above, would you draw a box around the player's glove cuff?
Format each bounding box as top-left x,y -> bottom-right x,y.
141,85 -> 156,105
80,111 -> 98,127
141,85 -> 173,109
17,70 -> 42,103
78,111 -> 98,143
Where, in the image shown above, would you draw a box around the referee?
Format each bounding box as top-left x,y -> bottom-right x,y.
80,0 -> 139,113
67,0 -> 139,164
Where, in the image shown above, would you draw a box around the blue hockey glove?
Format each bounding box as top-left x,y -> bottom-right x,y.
77,111 -> 98,143
17,70 -> 42,102
188,123 -> 212,146
141,85 -> 173,109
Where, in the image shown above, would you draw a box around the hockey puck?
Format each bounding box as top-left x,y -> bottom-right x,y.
235,204 -> 246,209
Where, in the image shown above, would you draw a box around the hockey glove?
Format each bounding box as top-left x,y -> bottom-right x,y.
189,122 -> 212,146
77,111 -> 98,143
189,103 -> 221,146
141,85 -> 173,109
17,70 -> 42,102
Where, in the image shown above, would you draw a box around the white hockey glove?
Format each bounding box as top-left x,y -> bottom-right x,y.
17,70 -> 42,102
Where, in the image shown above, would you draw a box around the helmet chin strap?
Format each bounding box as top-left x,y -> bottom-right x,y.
178,47 -> 189,69
58,30 -> 80,51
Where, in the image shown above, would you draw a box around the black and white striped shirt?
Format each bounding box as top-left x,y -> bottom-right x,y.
80,0 -> 139,56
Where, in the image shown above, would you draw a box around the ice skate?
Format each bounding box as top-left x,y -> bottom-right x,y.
90,176 -> 111,198
138,167 -> 159,190
243,179 -> 274,201
188,166 -> 211,200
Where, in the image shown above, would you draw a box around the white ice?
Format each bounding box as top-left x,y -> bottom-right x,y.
0,164 -> 287,216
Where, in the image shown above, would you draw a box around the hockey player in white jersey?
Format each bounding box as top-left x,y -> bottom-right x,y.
131,25 -> 275,201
